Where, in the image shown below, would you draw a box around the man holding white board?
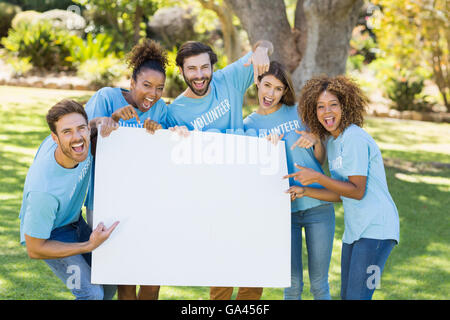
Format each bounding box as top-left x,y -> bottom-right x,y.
164,40 -> 275,300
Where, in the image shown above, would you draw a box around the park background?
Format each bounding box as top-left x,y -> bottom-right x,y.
0,0 -> 448,300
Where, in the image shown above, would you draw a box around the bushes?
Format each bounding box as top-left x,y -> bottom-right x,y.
69,33 -> 126,89
1,20 -> 74,71
77,55 -> 126,90
163,47 -> 186,98
68,33 -> 116,64
1,16 -> 125,87
370,56 -> 437,112
386,77 -> 424,111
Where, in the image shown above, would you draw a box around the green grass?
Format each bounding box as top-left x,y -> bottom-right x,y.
1,85 -> 449,300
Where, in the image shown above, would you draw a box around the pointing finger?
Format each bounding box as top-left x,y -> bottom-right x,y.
283,172 -> 298,179
106,221 -> 120,236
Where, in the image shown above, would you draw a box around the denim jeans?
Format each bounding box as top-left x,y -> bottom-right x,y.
284,204 -> 335,300
44,214 -> 117,300
340,237 -> 396,300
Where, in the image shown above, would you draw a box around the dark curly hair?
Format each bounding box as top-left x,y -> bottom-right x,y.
298,75 -> 369,139
127,39 -> 168,80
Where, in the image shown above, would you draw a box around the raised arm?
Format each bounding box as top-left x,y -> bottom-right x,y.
244,40 -> 274,84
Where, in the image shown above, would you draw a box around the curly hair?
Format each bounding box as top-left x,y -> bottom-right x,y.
127,39 -> 168,80
298,75 -> 369,139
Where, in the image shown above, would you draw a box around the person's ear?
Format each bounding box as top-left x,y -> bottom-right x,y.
51,131 -> 58,145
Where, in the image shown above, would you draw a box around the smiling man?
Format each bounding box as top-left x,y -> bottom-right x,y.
166,40 -> 273,133
18,100 -> 119,300
165,40 -> 273,301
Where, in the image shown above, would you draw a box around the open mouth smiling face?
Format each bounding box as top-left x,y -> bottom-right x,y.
257,74 -> 285,114
132,69 -> 165,113
316,90 -> 342,138
181,52 -> 213,97
52,112 -> 90,168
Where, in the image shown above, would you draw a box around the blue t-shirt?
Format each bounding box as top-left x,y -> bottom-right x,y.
166,52 -> 254,133
19,136 -> 93,245
327,124 -> 400,244
244,104 -> 329,212
83,87 -> 168,211
84,86 -> 168,128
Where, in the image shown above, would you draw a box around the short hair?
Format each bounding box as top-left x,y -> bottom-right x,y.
127,39 -> 168,80
257,61 -> 296,106
46,100 -> 88,134
299,75 -> 369,139
176,41 -> 218,68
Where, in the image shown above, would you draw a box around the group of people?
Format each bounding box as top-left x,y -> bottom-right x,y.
18,37 -> 399,300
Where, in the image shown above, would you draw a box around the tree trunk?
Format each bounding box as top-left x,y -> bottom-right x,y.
224,0 -> 363,93
198,0 -> 242,63
133,4 -> 144,45
292,0 -> 363,91
224,0 -> 301,72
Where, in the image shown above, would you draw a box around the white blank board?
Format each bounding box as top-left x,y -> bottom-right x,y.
91,127 -> 291,287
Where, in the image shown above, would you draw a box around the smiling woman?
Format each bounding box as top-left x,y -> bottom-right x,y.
287,75 -> 400,300
81,39 -> 171,301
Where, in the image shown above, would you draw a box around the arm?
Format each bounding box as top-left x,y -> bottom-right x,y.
290,130 -> 326,164
244,40 -> 273,84
25,235 -> 93,259
286,186 -> 341,202
284,164 -> 367,200
25,221 -> 119,260
316,174 -> 366,200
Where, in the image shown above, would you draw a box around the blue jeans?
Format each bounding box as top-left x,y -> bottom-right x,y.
341,238 -> 396,300
44,214 -> 117,300
284,204 -> 335,300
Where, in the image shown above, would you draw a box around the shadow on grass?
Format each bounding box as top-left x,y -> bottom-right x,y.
0,130 -> 50,151
381,149 -> 450,165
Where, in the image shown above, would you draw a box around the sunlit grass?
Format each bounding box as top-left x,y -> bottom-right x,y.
1,86 -> 449,300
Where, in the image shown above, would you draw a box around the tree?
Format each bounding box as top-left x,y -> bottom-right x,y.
74,0 -> 157,50
155,0 -> 242,64
373,0 -> 449,111
224,0 -> 364,92
197,0 -> 241,63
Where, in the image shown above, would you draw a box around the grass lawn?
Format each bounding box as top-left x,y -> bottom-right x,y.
0,85 -> 449,300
